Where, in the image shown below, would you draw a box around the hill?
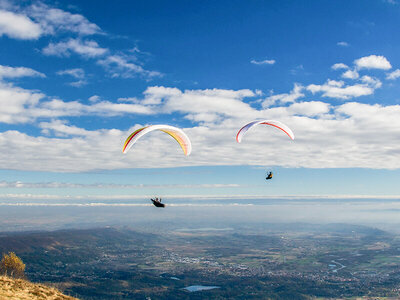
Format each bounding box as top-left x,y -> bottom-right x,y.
0,276 -> 78,300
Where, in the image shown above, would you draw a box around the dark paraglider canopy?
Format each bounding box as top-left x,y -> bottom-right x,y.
151,197 -> 165,207
266,171 -> 273,180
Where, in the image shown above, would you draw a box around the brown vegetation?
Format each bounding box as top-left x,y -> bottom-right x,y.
0,275 -> 78,300
0,252 -> 25,278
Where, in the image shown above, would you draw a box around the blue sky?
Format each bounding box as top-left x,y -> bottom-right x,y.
1,0 -> 400,200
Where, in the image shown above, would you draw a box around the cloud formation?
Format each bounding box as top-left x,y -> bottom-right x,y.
263,84 -> 304,107
26,2 -> 102,36
354,55 -> 392,70
387,69 -> 400,80
0,50 -> 398,171
0,2 -> 162,82
43,38 -> 108,58
337,41 -> 349,47
332,63 -> 348,70
0,79 -> 399,171
250,59 -> 276,65
0,9 -> 41,39
341,69 -> 359,79
0,65 -> 45,79
57,68 -> 87,87
0,180 -> 239,189
307,79 -> 376,99
97,55 -> 162,79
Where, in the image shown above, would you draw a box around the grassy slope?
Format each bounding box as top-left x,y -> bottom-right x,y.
0,276 -> 78,300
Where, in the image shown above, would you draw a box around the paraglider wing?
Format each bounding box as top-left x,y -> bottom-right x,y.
123,125 -> 192,156
236,120 -> 295,143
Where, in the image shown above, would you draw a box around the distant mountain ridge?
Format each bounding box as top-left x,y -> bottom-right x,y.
0,276 -> 78,300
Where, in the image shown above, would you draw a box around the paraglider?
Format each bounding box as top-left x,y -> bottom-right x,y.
151,197 -> 165,208
236,120 -> 295,143
236,120 -> 293,182
123,125 -> 192,156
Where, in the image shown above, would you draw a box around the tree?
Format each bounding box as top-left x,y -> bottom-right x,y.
0,252 -> 26,278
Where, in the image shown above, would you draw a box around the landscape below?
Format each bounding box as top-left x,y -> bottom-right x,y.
1,223 -> 400,299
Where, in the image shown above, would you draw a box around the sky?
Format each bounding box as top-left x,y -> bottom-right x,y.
1,0 -> 400,200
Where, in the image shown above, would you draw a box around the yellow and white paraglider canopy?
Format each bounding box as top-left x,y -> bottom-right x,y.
123,124 -> 192,156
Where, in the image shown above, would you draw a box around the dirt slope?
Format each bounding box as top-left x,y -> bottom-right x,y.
0,276 -> 78,300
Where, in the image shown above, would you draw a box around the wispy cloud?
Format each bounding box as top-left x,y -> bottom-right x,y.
383,0 -> 397,4
263,84 -> 304,107
307,79 -> 377,99
97,54 -> 162,79
26,2 -> 102,36
57,68 -> 87,87
57,68 -> 85,79
0,2 -> 101,40
290,64 -> 304,75
43,38 -> 108,58
337,41 -> 349,47
0,181 -> 240,189
0,65 -> 45,79
250,59 -> 276,65
386,69 -> 400,80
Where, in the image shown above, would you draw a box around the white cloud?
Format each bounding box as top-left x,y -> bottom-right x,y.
290,65 -> 304,75
307,79 -> 377,100
140,86 -> 257,123
0,2 -> 101,40
337,41 -> 349,47
0,9 -> 41,39
360,75 -> 382,88
97,55 -> 162,79
331,63 -> 349,70
0,129 -> 125,172
69,80 -> 87,87
262,84 -> 304,107
36,98 -> 153,118
354,55 -> 392,70
26,2 -> 101,36
0,180 -> 240,189
336,102 -> 400,130
89,95 -> 100,102
0,81 -> 400,171
0,83 -> 44,124
0,65 -> 45,79
43,38 -> 108,58
39,120 -> 95,137
0,83 -> 155,125
2,97 -> 400,171
88,101 -> 154,115
341,69 -> 359,79
386,69 -> 400,80
117,97 -> 139,103
57,68 -> 85,79
287,101 -> 330,117
1,47 -> 400,172
250,59 -> 276,65
57,68 -> 87,87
